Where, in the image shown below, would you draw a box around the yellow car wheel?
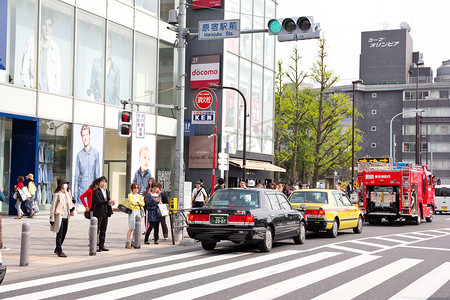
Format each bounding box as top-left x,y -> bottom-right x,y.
327,219 -> 338,238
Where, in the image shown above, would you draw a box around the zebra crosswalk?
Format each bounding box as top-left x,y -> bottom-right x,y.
0,228 -> 449,299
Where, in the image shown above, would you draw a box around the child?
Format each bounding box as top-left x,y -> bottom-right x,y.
133,146 -> 152,195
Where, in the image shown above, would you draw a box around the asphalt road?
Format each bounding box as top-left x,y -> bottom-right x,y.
0,213 -> 449,299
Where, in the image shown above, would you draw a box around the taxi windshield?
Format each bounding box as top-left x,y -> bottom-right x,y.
290,191 -> 328,204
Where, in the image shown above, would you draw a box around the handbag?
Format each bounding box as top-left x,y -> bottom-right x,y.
158,203 -> 169,217
84,211 -> 91,219
118,198 -> 133,214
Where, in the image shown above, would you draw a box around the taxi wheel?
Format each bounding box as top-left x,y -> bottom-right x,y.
353,216 -> 363,234
327,219 -> 338,238
201,241 -> 217,251
293,221 -> 306,244
258,227 -> 273,252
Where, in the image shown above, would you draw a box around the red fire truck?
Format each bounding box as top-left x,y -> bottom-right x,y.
357,158 -> 436,225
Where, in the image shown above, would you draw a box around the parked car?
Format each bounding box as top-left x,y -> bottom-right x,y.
288,189 -> 363,238
435,185 -> 450,213
187,188 -> 306,252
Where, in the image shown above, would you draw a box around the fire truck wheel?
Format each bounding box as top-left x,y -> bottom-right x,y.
353,216 -> 363,234
413,214 -> 421,225
327,219 -> 338,238
425,210 -> 434,223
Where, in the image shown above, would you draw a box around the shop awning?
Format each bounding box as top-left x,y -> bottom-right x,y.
229,158 -> 286,173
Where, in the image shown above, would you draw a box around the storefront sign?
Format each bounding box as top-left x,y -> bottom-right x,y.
192,111 -> 215,124
135,112 -> 145,138
194,90 -> 213,109
0,0 -> 7,70
198,19 -> 240,41
190,55 -> 220,89
189,136 -> 214,169
157,170 -> 172,193
193,0 -> 221,9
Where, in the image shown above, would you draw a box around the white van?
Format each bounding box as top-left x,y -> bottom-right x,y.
434,185 -> 450,213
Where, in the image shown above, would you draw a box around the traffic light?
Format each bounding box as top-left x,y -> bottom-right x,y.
267,17 -> 320,42
118,110 -> 132,137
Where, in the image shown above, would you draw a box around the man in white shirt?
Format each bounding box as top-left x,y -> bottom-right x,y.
191,181 -> 208,208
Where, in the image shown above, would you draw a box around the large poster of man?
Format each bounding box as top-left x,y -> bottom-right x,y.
72,124 -> 104,205
131,135 -> 156,195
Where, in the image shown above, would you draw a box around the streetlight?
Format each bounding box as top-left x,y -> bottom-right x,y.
390,109 -> 425,161
209,84 -> 248,182
351,79 -> 363,189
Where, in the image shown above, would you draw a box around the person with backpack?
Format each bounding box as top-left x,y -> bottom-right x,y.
191,180 -> 208,208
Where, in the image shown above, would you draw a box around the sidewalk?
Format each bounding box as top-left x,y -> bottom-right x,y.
1,210 -> 194,283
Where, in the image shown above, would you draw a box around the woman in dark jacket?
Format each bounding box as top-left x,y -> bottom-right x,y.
144,182 -> 162,245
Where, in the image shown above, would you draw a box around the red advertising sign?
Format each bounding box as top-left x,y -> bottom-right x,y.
195,90 -> 213,110
190,55 -> 220,89
192,0 -> 221,9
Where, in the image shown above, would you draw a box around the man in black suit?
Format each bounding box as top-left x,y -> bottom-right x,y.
92,176 -> 115,251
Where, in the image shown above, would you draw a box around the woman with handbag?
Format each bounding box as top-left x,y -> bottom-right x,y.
80,178 -> 100,218
126,182 -> 145,248
13,176 -> 25,219
49,177 -> 75,257
144,182 -> 162,245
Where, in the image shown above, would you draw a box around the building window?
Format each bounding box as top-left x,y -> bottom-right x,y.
439,90 -> 449,99
372,109 -> 377,114
371,126 -> 376,131
403,125 -> 415,135
372,93 -> 377,98
75,10 -> 106,102
158,41 -> 178,117
429,143 -> 450,152
371,143 -> 376,148
430,125 -> 450,135
136,0 -> 158,16
404,90 -> 430,101
134,32 -> 158,113
403,143 -> 416,152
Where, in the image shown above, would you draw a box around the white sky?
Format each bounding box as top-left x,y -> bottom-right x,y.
276,0 -> 450,85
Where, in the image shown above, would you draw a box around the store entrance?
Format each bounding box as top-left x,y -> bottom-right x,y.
3,116 -> 38,215
103,161 -> 127,204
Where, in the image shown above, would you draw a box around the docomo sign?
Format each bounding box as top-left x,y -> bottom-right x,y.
193,88 -> 217,110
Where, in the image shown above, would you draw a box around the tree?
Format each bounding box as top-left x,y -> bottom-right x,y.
274,48 -> 314,184
306,38 -> 363,184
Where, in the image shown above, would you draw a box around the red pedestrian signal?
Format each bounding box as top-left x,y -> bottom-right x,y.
118,110 -> 132,137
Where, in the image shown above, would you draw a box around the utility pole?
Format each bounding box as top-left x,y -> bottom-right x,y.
173,0 -> 187,242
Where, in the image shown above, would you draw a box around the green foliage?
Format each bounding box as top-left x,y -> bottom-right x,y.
274,38 -> 363,185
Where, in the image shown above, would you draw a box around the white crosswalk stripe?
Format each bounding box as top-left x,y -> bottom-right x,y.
311,258 -> 423,300
389,262 -> 450,300
76,249 -> 304,300
231,254 -> 381,300
154,251 -> 341,300
0,250 -> 205,294
2,252 -> 250,300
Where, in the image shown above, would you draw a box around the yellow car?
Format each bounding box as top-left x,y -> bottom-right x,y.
288,189 -> 363,238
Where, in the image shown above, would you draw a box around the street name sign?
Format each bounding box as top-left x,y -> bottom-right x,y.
198,19 -> 240,40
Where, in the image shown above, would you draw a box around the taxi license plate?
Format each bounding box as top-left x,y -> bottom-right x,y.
210,215 -> 228,225
442,206 -> 447,210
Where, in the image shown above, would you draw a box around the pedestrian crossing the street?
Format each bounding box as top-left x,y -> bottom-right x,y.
0,228 -> 449,299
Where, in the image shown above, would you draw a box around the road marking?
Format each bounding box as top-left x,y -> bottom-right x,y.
70,250 -> 303,300
371,237 -> 409,244
0,250 -> 205,293
426,229 -> 450,235
399,245 -> 450,252
311,258 -> 422,300
2,251 -> 251,300
325,244 -> 369,254
154,251 -> 342,300
230,254 -> 380,300
395,234 -> 423,240
389,262 -> 450,300
407,232 -> 440,238
347,240 -> 391,249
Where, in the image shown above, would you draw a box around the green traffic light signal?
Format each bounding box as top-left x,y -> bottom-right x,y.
268,19 -> 282,34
